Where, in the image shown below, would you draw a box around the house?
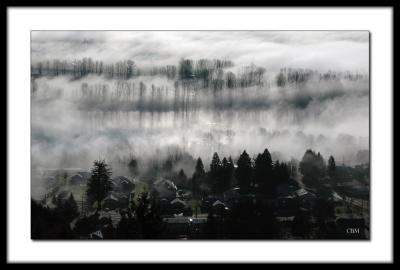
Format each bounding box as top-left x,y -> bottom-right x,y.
90,230 -> 103,239
211,200 -> 229,215
112,176 -> 135,194
118,194 -> 129,208
331,191 -> 345,207
212,200 -> 225,207
105,192 -> 130,210
170,198 -> 186,206
102,194 -> 120,210
170,198 -> 187,214
200,195 -> 229,213
69,174 -> 85,185
152,179 -> 178,199
176,189 -> 184,198
293,188 -> 317,210
43,190 -> 73,209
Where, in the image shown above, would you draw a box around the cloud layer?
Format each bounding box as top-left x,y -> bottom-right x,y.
31,31 -> 369,72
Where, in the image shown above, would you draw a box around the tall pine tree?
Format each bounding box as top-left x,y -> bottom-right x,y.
254,148 -> 273,193
220,157 -> 234,193
299,149 -> 326,187
327,156 -> 337,181
86,160 -> 113,211
235,150 -> 253,193
191,157 -> 206,196
209,152 -> 222,194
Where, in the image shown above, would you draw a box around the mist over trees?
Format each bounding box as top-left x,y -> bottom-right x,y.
32,57 -> 366,92
31,53 -> 369,173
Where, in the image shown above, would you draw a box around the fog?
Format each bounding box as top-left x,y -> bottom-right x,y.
31,31 -> 369,72
31,31 -> 369,176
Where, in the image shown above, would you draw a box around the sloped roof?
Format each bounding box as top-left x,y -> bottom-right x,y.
212,200 -> 226,207
112,176 -> 131,185
90,230 -> 103,239
104,194 -> 119,201
332,192 -> 343,201
153,178 -> 178,191
170,198 -> 186,206
293,188 -> 308,197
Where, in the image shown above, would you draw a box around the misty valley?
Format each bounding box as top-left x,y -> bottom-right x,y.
31,32 -> 370,240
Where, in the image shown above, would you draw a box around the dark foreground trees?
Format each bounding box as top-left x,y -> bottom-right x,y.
205,198 -> 279,239
254,148 -> 273,193
31,197 -> 79,239
328,155 -> 337,182
235,150 -> 253,193
86,160 -> 113,211
191,157 -> 206,197
299,149 -> 327,187
199,148 -> 292,196
128,158 -> 139,177
209,152 -> 222,194
207,154 -> 235,195
114,192 -> 163,239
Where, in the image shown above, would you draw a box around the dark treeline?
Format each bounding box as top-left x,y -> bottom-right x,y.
32,191 -> 163,239
176,149 -> 337,198
32,58 -> 265,90
32,193 -> 79,239
121,148 -> 294,197
132,147 -> 343,196
120,147 -> 369,196
32,58 -> 367,92
189,149 -> 291,197
276,67 -> 366,87
32,58 -> 138,79
31,58 -> 234,81
31,57 -> 265,90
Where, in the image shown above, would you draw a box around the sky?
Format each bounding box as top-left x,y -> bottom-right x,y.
31,31 -> 369,73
